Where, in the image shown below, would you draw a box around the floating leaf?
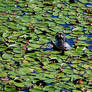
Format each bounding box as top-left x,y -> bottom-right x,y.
2,53 -> 13,59
13,48 -> 24,54
13,82 -> 24,87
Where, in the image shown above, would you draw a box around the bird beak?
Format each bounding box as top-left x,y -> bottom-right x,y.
60,35 -> 64,39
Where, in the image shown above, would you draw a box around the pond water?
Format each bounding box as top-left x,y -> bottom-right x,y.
0,0 -> 92,92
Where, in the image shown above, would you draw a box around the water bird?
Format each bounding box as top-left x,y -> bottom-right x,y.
51,32 -> 72,54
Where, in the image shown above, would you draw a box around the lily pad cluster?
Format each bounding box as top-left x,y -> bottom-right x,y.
0,0 -> 92,92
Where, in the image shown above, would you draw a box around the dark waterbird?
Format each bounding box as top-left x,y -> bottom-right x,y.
51,32 -> 72,55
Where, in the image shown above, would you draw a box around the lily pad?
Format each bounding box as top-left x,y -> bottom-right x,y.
13,48 -> 24,54
2,53 -> 13,59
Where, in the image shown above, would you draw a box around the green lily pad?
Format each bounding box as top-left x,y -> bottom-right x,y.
13,82 -> 24,87
13,48 -> 24,54
79,0 -> 88,3
2,53 -> 13,59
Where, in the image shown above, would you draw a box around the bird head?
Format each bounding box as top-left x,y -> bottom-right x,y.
55,32 -> 65,40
